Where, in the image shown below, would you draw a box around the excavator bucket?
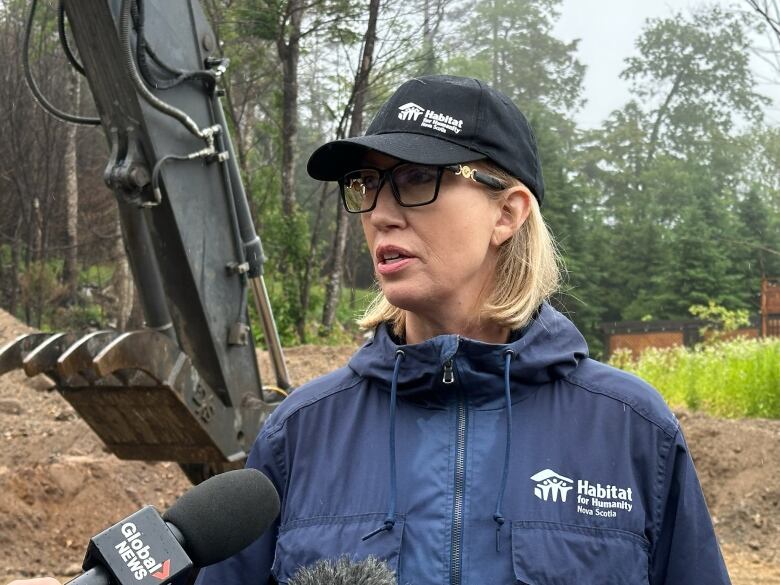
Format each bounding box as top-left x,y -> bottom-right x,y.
2,0 -> 292,483
1,323 -> 272,482
1,329 -> 275,483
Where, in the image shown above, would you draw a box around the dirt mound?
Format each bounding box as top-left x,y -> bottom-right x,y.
680,410 -> 780,560
0,311 -> 193,578
0,307 -> 778,583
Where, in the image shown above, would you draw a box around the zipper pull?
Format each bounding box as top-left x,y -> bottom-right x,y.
442,359 -> 455,384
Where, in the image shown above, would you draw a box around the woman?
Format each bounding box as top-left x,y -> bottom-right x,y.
9,75 -> 729,585
196,75 -> 730,584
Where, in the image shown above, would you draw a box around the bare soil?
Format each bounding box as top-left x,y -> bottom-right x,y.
0,308 -> 778,584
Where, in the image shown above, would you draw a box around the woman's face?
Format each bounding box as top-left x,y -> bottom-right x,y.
360,152 -> 512,324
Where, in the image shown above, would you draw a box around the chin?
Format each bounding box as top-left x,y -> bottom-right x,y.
381,283 -> 435,314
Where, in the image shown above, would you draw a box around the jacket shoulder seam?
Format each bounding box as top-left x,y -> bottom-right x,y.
262,371 -> 364,438
564,371 -> 677,438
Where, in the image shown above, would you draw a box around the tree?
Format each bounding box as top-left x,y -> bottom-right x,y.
320,0 -> 381,336
580,6 -> 770,325
733,127 -> 780,291
62,71 -> 80,300
744,0 -> 780,81
443,0 -> 584,116
621,7 -> 768,166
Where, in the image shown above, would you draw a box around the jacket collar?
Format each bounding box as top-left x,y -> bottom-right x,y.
348,302 -> 588,409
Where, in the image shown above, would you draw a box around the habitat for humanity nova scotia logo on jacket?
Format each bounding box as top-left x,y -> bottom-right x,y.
196,303 -> 730,585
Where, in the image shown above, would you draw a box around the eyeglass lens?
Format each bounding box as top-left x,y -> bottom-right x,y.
342,164 -> 441,212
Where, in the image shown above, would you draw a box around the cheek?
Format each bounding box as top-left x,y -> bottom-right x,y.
361,217 -> 376,249
422,217 -> 495,273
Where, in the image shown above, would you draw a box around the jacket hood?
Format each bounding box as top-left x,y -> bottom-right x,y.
348,302 -> 588,408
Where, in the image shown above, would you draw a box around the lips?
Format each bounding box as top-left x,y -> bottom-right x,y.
375,245 -> 415,265
374,245 -> 417,275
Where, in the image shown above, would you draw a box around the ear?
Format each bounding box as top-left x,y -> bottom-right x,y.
491,186 -> 532,247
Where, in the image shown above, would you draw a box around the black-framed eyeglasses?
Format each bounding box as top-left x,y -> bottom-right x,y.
338,162 -> 508,214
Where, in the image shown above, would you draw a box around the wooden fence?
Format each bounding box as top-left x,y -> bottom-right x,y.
762,277 -> 780,337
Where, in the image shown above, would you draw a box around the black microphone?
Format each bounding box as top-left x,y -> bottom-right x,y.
288,556 -> 396,585
66,469 -> 280,585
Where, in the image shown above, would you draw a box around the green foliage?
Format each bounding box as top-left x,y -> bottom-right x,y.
610,338 -> 780,419
569,4 -> 774,344
262,206 -> 311,343
252,282 -> 372,346
689,300 -> 751,340
621,7 -> 767,146
50,303 -> 104,330
79,263 -> 115,287
236,0 -> 282,40
14,261 -> 124,330
18,261 -> 63,327
3,0 -> 778,359
443,0 -> 585,115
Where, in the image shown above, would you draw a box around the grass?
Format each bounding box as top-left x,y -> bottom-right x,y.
609,337 -> 780,419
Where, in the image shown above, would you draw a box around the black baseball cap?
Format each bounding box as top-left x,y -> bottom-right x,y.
307,75 -> 545,204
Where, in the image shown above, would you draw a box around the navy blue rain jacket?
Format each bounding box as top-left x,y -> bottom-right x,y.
197,303 -> 730,584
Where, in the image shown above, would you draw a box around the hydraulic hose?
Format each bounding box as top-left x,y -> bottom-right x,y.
118,0 -> 209,140
23,0 -> 100,126
58,1 -> 85,76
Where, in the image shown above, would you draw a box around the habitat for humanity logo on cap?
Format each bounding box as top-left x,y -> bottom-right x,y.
397,102 -> 464,135
397,102 -> 425,121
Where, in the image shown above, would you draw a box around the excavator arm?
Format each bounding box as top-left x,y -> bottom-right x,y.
0,0 -> 291,483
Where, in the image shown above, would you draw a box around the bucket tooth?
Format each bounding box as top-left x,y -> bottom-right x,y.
0,333 -> 57,375
56,331 -> 122,383
92,330 -> 185,384
22,332 -> 77,379
58,330 -> 246,464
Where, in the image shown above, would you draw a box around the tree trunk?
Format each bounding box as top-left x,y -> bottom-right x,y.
62,73 -> 80,299
296,182 -> 332,342
491,0 -> 499,86
422,0 -> 436,74
321,0 -> 380,335
31,197 -> 42,264
293,39 -> 327,342
277,0 -> 303,216
112,212 -> 134,329
645,68 -> 686,168
9,218 -> 23,317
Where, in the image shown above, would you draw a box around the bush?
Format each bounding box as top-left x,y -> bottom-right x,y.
610,337 -> 780,418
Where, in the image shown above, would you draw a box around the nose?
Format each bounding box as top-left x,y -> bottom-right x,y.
366,180 -> 406,229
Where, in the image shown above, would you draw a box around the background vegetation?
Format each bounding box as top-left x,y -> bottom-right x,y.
610,337 -> 780,418
0,0 -> 779,356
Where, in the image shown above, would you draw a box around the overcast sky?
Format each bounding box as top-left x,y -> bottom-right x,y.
553,0 -> 780,128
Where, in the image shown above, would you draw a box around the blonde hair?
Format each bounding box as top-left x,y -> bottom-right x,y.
357,164 -> 562,338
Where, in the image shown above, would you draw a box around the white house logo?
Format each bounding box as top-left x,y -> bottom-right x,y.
530,468 -> 635,519
398,102 -> 425,121
530,469 -> 574,502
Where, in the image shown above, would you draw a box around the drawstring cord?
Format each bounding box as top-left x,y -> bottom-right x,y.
493,349 -> 514,552
363,347 -> 514,549
363,349 -> 405,541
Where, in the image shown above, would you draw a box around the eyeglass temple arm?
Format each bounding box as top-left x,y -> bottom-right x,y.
446,164 -> 507,190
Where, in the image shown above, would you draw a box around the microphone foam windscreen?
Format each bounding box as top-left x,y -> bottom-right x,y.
162,468 -> 280,566
288,556 -> 397,585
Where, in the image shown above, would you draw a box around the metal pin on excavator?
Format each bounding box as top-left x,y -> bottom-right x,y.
0,0 -> 292,484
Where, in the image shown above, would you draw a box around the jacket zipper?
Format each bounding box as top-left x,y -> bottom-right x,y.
443,360 -> 455,384
448,358 -> 467,585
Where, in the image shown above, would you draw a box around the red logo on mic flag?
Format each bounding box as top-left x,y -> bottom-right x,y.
152,559 -> 171,580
